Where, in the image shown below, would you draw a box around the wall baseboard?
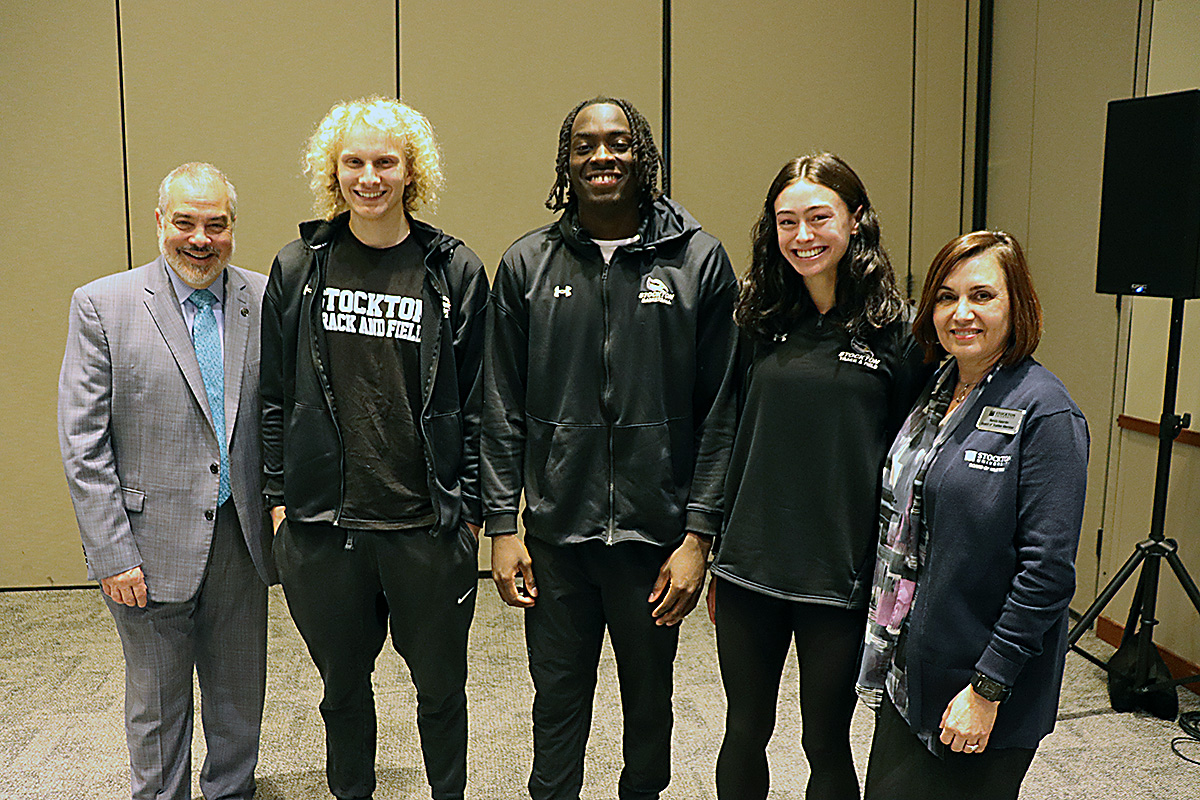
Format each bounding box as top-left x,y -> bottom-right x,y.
1096,615 -> 1200,696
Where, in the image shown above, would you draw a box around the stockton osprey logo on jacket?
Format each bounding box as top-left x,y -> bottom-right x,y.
638,275 -> 675,305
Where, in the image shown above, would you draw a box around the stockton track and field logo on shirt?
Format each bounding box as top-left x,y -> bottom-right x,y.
322,287 -> 422,342
837,337 -> 881,370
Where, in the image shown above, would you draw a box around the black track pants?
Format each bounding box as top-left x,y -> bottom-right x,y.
524,537 -> 681,800
275,521 -> 478,800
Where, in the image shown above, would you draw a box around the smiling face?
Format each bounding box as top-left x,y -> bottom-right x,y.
568,103 -> 638,234
155,173 -> 234,289
933,250 -> 1012,379
337,122 -> 412,227
774,178 -> 858,293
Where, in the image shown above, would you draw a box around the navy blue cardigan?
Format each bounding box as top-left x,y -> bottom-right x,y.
903,357 -> 1089,749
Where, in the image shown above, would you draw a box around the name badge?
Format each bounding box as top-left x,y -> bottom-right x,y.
976,406 -> 1025,435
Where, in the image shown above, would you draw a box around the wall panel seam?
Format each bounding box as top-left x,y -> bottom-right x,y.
959,1 -> 970,234
661,0 -> 671,196
906,0 -> 917,297
972,0 -> 993,230
115,0 -> 132,271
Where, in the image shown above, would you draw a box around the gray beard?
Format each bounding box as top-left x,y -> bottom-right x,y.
159,238 -> 233,288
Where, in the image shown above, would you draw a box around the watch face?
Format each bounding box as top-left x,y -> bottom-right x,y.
972,673 -> 1009,701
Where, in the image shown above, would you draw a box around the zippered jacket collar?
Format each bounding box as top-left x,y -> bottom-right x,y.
557,196 -> 701,256
298,212 -> 462,262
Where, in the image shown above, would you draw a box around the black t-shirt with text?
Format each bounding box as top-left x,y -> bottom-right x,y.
323,227 -> 433,529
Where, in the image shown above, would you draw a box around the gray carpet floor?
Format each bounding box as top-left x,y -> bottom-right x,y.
1,584 -> 1197,799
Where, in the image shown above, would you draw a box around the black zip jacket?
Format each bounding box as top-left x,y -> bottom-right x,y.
261,213 -> 488,533
482,197 -> 738,547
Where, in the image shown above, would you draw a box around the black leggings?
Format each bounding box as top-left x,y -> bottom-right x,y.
714,578 -> 867,800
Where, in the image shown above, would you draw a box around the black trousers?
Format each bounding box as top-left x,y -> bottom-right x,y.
864,696 -> 1035,800
714,577 -> 865,800
274,520 -> 478,800
524,536 -> 681,800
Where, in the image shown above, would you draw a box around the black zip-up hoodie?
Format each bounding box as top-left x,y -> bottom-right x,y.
482,197 -> 738,547
261,213 -> 488,533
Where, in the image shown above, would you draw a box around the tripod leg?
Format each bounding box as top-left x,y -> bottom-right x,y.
1132,557 -> 1161,688
1164,548 -> 1200,615
1069,546 -> 1146,645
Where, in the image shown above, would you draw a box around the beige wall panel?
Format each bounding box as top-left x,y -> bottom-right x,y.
910,1 -> 971,292
0,2 -> 126,587
1107,0 -> 1200,663
672,1 -> 916,277
986,0 -> 1037,246
120,1 -> 396,278
1124,297 -> 1200,420
400,0 -> 661,275
988,1 -> 1143,611
1147,0 -> 1200,90
400,0 -> 661,568
1108,432 -> 1200,660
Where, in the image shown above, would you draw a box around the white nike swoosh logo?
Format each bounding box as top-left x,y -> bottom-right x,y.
457,586 -> 476,605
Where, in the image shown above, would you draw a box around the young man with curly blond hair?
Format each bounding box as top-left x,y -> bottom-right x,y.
261,96 -> 487,800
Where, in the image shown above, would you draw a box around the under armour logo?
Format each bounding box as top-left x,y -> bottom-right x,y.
554,285 -> 573,298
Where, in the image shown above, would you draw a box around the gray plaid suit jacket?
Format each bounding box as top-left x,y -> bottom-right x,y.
58,257 -> 276,602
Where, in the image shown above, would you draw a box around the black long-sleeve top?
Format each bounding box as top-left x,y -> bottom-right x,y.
712,303 -> 930,606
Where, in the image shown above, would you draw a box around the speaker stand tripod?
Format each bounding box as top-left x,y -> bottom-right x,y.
1068,297 -> 1200,701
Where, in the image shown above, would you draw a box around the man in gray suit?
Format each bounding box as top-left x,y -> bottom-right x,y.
58,162 -> 275,800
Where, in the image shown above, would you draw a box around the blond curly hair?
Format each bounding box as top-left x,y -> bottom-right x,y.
303,96 -> 444,220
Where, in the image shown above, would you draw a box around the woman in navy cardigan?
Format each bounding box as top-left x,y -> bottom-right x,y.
856,231 -> 1089,799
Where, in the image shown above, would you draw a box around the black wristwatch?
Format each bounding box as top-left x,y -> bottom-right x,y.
971,670 -> 1012,702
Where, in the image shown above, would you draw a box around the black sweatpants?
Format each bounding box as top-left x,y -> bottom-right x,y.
274,520 -> 478,800
524,536 -> 681,800
714,577 -> 866,800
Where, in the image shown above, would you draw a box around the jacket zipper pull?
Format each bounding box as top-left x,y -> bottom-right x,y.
344,531 -> 356,551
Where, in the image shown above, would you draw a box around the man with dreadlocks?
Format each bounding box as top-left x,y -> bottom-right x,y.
482,96 -> 738,800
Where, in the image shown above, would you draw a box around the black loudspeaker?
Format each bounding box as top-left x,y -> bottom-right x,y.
1096,88 -> 1200,298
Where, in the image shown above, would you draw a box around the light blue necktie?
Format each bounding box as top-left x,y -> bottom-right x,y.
188,289 -> 230,506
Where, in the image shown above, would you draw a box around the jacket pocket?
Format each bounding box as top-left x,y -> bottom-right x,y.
525,417 -> 605,532
284,402 -> 341,514
612,417 -> 690,541
428,409 -> 464,489
457,519 -> 480,559
121,487 -> 145,513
